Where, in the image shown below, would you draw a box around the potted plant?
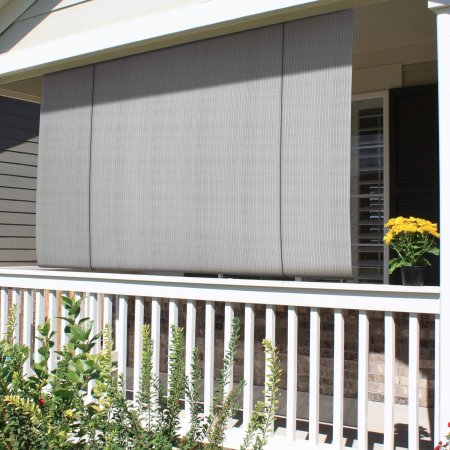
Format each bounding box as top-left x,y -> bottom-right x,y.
383,216 -> 440,286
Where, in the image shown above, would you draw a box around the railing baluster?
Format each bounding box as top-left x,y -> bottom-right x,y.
384,311 -> 395,450
185,299 -> 197,421
0,287 -> 8,337
204,301 -> 215,415
168,298 -> 179,370
358,310 -> 369,450
133,296 -> 145,402
309,307 -> 320,446
265,305 -> 276,435
48,290 -> 58,370
435,315 -> 440,443
185,300 -> 197,374
88,293 -> 101,353
286,305 -> 298,441
34,289 -> 46,362
103,294 -> 113,329
243,303 -> 255,427
333,309 -> 344,449
117,295 -> 128,385
151,298 -> 161,379
12,287 -> 21,342
22,289 -> 33,375
224,302 -> 234,394
408,313 -> 420,450
87,293 -> 99,395
60,291 -> 69,349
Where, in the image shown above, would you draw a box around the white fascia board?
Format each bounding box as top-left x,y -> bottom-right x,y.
0,0 -> 369,82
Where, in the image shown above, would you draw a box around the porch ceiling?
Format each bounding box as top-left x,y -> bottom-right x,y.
0,0 -> 382,84
0,0 -> 438,101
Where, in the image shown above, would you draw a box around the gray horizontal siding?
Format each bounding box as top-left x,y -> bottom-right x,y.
0,249 -> 37,262
0,139 -> 39,154
0,199 -> 36,213
0,224 -> 35,237
0,187 -> 36,201
0,162 -> 37,177
0,96 -> 39,265
0,150 -> 38,165
0,174 -> 36,189
0,237 -> 36,248
0,98 -> 40,119
0,113 -> 40,130
0,212 -> 36,225
0,125 -> 38,142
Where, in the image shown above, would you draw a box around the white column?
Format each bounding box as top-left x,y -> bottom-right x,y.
431,2 -> 450,438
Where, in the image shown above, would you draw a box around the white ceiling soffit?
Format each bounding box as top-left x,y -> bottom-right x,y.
0,0 -> 385,83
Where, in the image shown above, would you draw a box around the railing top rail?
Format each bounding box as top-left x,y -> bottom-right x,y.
0,268 -> 440,314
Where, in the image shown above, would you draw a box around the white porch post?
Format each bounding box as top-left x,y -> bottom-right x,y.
430,0 -> 450,439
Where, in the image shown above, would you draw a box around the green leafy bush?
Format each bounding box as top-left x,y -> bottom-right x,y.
0,296 -> 281,449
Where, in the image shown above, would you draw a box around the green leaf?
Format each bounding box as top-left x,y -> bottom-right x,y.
70,324 -> 87,341
38,321 -> 51,337
428,247 -> 440,255
66,370 -> 80,383
38,346 -> 49,358
54,388 -> 73,399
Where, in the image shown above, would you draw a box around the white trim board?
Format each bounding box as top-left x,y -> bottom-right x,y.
0,0 -> 384,83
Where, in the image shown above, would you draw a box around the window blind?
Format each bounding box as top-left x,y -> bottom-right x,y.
37,10 -> 354,278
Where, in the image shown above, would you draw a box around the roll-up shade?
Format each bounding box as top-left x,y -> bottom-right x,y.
36,10 -> 354,278
37,66 -> 93,268
90,25 -> 284,275
281,9 -> 354,278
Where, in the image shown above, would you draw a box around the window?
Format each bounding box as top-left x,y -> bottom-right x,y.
351,95 -> 388,284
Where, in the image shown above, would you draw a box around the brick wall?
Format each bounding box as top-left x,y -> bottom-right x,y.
125,298 -> 436,408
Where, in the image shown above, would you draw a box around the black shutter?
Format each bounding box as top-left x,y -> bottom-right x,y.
389,84 -> 439,285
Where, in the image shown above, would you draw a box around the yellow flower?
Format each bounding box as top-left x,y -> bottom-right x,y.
383,231 -> 393,244
64,409 -> 74,419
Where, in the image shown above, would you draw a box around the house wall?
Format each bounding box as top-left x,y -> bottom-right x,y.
0,0 -> 440,409
0,96 -> 39,266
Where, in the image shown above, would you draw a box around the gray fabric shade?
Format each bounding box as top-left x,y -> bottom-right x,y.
281,9 -> 354,278
90,25 -> 284,275
36,67 -> 93,268
36,10 -> 354,278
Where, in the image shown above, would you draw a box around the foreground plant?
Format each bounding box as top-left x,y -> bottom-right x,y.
240,339 -> 281,450
383,216 -> 440,273
0,297 -> 281,450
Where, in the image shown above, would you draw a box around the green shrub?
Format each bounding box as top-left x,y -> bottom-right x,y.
0,296 -> 282,450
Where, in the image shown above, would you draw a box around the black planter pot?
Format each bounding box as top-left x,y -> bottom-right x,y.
400,266 -> 426,286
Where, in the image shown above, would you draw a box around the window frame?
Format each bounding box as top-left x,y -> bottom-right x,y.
351,91 -> 390,284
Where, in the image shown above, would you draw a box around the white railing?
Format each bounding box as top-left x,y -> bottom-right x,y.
0,268 -> 441,450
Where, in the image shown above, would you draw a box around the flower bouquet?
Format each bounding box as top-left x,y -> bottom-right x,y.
383,216 -> 440,275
